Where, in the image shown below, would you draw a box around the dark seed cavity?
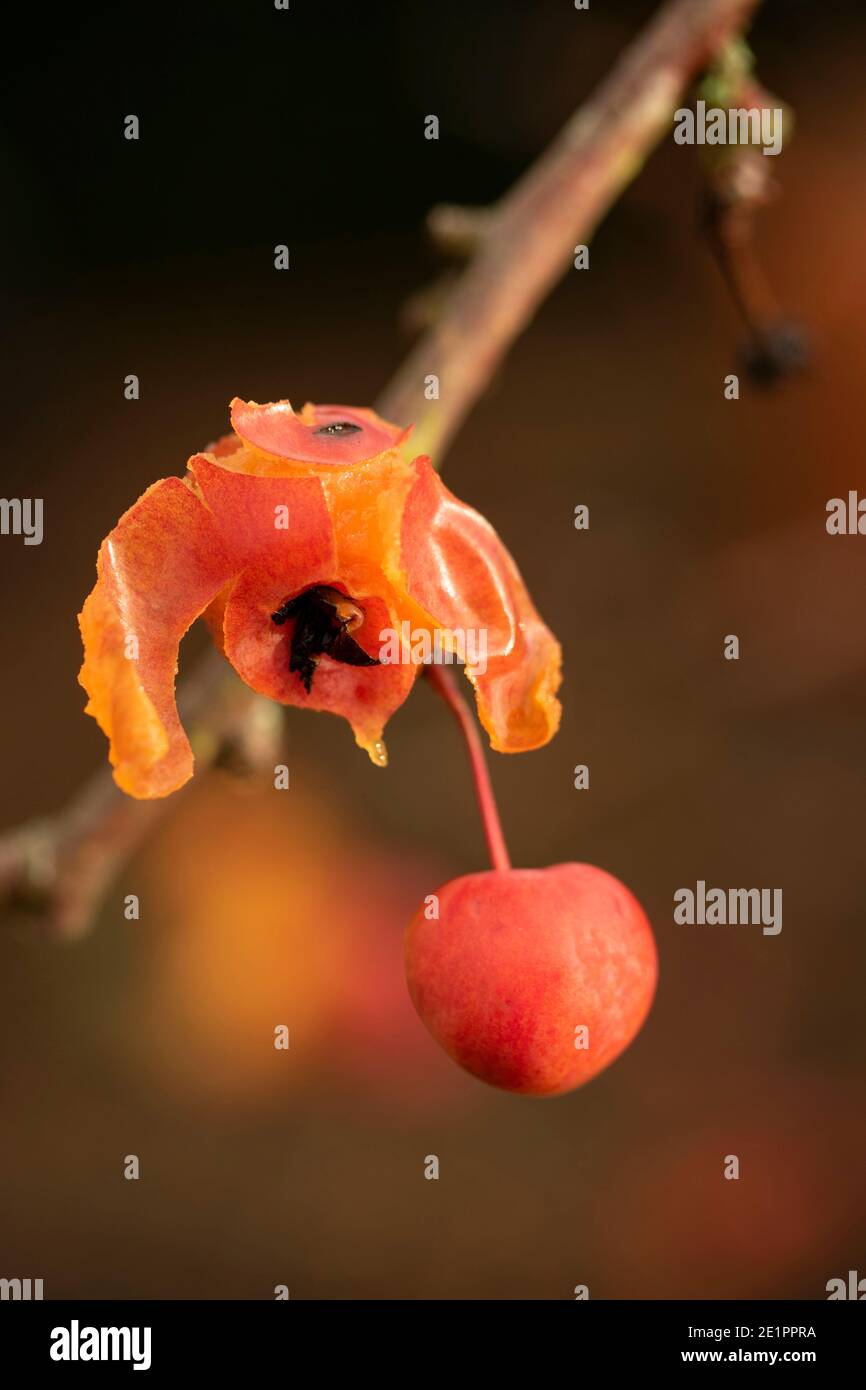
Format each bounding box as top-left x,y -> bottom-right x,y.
271,585 -> 378,693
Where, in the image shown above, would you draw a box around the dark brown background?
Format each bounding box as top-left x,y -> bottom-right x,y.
1,0 -> 865,1298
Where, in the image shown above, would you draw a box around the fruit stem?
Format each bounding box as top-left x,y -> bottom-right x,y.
706,214 -> 777,340
425,664 -> 512,873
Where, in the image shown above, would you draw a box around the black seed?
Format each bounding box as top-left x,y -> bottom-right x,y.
314,421 -> 363,437
271,585 -> 379,692
271,595 -> 303,625
329,630 -> 380,668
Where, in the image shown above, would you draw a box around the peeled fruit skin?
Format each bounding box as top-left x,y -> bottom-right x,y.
405,863 -> 657,1097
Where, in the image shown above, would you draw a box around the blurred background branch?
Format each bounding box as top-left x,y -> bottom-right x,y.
0,0 -> 763,938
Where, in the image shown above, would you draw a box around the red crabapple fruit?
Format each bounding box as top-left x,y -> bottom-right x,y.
405,862 -> 657,1096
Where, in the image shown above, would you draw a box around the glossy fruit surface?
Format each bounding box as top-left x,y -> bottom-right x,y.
405,862 -> 657,1096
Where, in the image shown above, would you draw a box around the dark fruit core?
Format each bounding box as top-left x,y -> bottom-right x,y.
271,585 -> 379,692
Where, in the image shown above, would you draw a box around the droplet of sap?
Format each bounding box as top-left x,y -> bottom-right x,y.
368,738 -> 388,767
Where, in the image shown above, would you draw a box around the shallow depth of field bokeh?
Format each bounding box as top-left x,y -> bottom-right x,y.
1,0 -> 865,1298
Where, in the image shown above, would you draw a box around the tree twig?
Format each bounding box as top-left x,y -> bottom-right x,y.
381,0 -> 763,456
0,0 -> 763,938
0,655 -> 284,940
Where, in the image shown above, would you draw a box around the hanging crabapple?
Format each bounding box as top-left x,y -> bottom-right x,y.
406,862 -> 657,1096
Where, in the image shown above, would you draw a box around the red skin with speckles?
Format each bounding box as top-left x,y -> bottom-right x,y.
405,863 -> 657,1096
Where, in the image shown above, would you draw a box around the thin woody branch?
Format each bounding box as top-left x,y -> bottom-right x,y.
0,0 -> 764,938
0,654 -> 284,940
381,0 -> 763,456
